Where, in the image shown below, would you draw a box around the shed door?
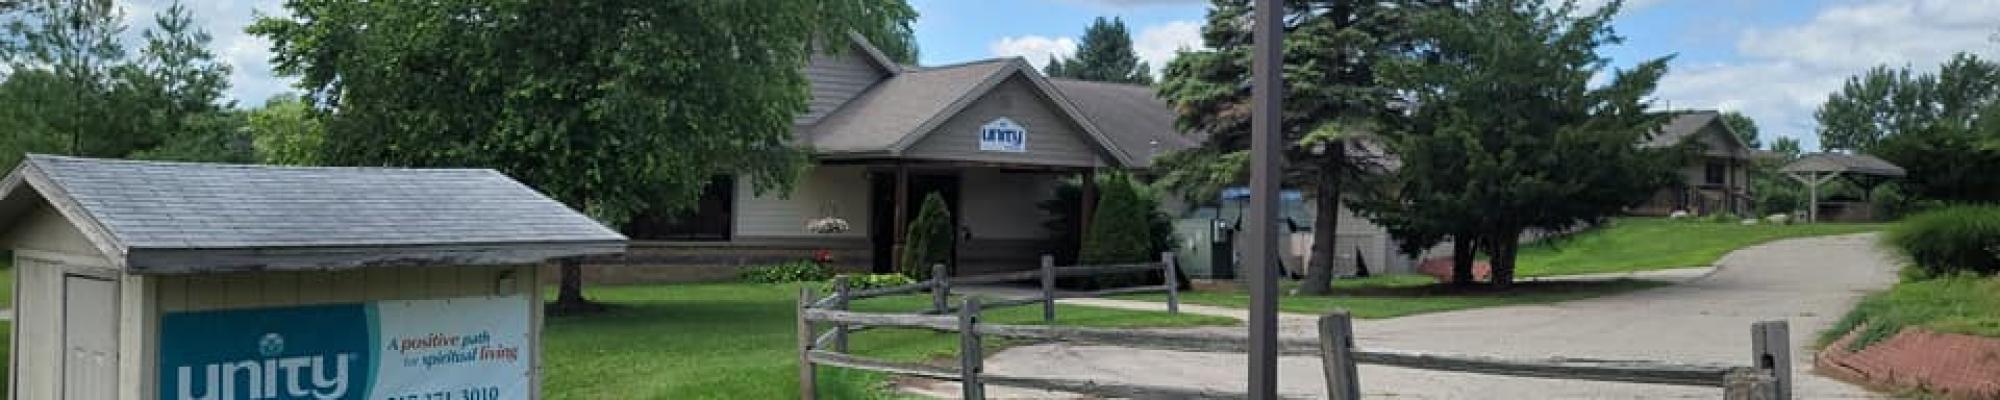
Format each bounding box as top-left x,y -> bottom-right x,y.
61,274 -> 117,400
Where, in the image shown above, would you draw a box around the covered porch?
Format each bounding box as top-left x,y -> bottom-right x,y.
831,159 -> 1103,276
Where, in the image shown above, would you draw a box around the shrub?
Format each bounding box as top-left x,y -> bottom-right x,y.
1886,205 -> 2000,277
1077,173 -> 1157,288
899,192 -> 953,280
1081,173 -> 1155,264
739,261 -> 832,283
823,273 -> 917,292
1036,174 -> 1177,266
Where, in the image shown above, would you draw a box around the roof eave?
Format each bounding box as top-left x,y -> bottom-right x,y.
124,240 -> 628,275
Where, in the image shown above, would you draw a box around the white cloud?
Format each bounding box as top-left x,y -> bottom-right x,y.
991,35 -> 1079,70
1134,20 -> 1204,76
1649,0 -> 2000,151
989,20 -> 1203,78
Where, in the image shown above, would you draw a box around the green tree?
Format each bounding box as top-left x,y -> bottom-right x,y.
1157,0 -> 1431,294
1357,0 -> 1679,286
1037,174 -> 1175,266
246,95 -> 326,166
899,192 -> 954,280
2,0 -> 142,159
1721,111 -> 1760,149
1816,53 -> 2000,203
1045,17 -> 1151,84
127,0 -> 244,163
1080,173 -> 1153,263
1770,136 -> 1803,158
250,0 -> 919,313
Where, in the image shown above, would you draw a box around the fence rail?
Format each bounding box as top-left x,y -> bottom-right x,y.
794,254 -> 1791,400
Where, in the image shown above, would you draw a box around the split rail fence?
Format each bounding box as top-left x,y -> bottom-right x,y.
796,254 -> 1792,400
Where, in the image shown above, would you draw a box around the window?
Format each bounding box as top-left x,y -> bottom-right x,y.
623,176 -> 734,240
1705,160 -> 1727,186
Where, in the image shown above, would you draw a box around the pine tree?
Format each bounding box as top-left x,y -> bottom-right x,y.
1046,17 -> 1151,84
900,192 -> 954,280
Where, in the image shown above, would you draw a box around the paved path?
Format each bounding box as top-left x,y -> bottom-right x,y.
961,233 -> 1896,399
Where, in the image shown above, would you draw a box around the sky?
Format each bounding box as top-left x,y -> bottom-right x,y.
120,0 -> 2000,151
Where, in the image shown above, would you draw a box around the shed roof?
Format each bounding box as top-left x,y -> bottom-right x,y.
1780,153 -> 1907,177
0,155 -> 626,273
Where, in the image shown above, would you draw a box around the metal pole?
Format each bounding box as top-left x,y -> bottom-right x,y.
1247,0 -> 1285,397
1041,254 -> 1057,322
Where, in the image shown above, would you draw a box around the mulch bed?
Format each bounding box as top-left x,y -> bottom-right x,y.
1818,326 -> 2000,399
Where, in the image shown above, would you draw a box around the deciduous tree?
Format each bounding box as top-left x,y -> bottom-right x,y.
250,0 -> 919,313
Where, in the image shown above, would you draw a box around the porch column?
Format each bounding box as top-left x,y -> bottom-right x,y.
1079,168 -> 1097,239
892,165 -> 909,271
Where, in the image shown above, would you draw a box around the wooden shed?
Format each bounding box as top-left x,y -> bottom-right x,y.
0,155 -> 625,400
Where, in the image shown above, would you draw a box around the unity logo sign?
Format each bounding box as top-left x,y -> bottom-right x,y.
173,332 -> 357,399
160,296 -> 530,400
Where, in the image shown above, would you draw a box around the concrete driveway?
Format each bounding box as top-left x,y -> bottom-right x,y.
974,233 -> 1896,399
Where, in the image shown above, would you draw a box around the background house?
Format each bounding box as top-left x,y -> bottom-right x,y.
1634,110 -> 1755,216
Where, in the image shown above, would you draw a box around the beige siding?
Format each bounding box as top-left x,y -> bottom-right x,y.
904,76 -> 1108,167
2,204 -> 105,258
958,169 -> 1059,240
734,165 -> 873,239
798,45 -> 889,126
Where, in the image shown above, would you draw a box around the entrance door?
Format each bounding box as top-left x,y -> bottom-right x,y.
868,171 -> 962,273
61,274 -> 117,400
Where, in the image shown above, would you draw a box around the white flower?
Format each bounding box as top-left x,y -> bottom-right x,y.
807,217 -> 850,234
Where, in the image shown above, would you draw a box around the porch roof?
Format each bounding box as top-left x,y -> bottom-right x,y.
1781,153 -> 1907,177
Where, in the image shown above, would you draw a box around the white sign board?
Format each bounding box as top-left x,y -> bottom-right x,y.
160,294 -> 532,400
978,117 -> 1027,153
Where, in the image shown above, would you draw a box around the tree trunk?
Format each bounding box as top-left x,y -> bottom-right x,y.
1297,169 -> 1342,295
549,257 -> 604,315
1489,232 -> 1520,288
1450,235 -> 1475,286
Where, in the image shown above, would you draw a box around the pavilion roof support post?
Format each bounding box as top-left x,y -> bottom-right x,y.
1247,0 -> 1284,397
1786,171 -> 1841,223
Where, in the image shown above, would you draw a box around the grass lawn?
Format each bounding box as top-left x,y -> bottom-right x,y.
541,282 -> 1233,399
1516,218 -> 1884,277
1823,274 -> 2000,350
1120,275 -> 1666,319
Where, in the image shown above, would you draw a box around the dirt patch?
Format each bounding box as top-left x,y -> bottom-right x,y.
1819,326 -> 2000,399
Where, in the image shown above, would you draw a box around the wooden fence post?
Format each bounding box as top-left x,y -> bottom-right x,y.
959,297 -> 985,399
1751,320 -> 1791,399
831,276 -> 851,353
1041,254 -> 1056,323
932,263 -> 950,313
1162,251 -> 1179,315
1319,310 -> 1360,400
796,286 -> 818,400
1722,368 -> 1778,400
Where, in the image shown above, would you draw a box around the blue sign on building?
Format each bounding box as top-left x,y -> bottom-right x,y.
160,304 -> 374,400
978,117 -> 1028,153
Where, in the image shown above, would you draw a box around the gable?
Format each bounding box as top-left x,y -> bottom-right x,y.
798,43 -> 892,126
1691,122 -> 1748,158
902,75 -> 1109,167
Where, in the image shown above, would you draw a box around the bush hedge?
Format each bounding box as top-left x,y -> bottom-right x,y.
899,192 -> 954,280
823,273 -> 917,292
739,261 -> 832,283
1886,205 -> 2000,277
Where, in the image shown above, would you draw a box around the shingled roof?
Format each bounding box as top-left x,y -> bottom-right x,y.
0,155 -> 626,273
1781,153 -> 1907,177
1048,78 -> 1202,168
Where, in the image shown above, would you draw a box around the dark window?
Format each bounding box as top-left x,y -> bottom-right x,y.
623,176 -> 734,241
1705,160 -> 1727,186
